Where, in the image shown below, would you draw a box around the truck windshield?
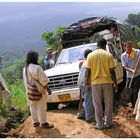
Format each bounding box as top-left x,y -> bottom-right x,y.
56,44 -> 97,65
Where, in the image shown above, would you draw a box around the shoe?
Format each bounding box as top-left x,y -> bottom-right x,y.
105,124 -> 115,129
86,119 -> 93,123
41,122 -> 54,129
33,122 -> 40,127
94,126 -> 105,130
77,116 -> 85,120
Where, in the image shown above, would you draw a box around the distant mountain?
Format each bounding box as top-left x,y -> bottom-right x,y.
0,2 -> 140,64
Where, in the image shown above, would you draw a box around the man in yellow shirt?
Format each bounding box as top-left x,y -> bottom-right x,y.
86,38 -> 117,130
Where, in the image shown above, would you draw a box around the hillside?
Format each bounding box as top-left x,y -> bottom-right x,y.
1,2 -> 140,63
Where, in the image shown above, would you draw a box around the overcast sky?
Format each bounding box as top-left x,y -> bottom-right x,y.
0,2 -> 140,21
0,2 -> 140,57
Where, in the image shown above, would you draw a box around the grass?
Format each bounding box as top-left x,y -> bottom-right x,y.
0,79 -> 29,133
0,79 -> 27,117
0,100 -> 9,117
7,79 -> 27,110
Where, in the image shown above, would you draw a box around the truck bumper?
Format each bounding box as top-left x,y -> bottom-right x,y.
47,87 -> 80,103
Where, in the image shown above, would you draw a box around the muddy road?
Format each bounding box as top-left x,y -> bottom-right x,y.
8,103 -> 140,138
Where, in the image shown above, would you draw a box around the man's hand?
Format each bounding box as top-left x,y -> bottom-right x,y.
132,69 -> 136,74
113,84 -> 118,93
87,84 -> 92,92
124,66 -> 136,74
47,88 -> 52,95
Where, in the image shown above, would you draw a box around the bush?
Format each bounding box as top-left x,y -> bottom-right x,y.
0,100 -> 9,117
1,59 -> 25,84
137,41 -> 140,48
8,79 -> 27,110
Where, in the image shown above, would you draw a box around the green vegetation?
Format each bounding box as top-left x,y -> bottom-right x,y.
125,13 -> 140,27
0,100 -> 9,117
1,55 -> 44,83
8,79 -> 26,110
0,79 -> 27,117
1,58 -> 25,84
125,13 -> 140,43
0,54 -> 44,112
0,56 -> 27,116
137,41 -> 140,48
1,57 -> 26,111
42,26 -> 65,51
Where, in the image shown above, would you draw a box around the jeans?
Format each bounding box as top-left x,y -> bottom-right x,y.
78,85 -> 94,121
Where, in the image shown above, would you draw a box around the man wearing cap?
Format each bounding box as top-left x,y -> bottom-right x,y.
44,48 -> 55,70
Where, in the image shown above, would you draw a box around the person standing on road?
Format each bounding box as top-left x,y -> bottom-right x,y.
23,50 -> 54,128
77,49 -> 94,123
121,41 -> 140,108
86,38 -> 117,130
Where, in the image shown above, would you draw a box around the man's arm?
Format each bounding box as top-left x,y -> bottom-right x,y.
110,68 -> 118,92
79,60 -> 84,70
110,68 -> 117,86
45,85 -> 52,95
124,66 -> 135,74
85,68 -> 91,91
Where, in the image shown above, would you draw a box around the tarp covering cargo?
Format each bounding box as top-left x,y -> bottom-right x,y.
61,16 -> 137,48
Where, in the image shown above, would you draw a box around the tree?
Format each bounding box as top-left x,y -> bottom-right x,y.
137,41 -> 140,48
133,25 -> 140,42
42,26 -> 65,51
125,13 -> 140,27
125,13 -> 140,41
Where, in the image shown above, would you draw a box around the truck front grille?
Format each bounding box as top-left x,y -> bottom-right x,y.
48,73 -> 79,90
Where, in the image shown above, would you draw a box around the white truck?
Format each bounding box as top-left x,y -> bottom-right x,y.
45,16 -> 137,104
45,42 -> 123,103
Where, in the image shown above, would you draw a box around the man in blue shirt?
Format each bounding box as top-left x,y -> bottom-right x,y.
121,41 -> 140,108
44,48 -> 55,70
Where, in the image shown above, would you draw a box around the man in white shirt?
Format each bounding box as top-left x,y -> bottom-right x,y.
23,50 -> 54,128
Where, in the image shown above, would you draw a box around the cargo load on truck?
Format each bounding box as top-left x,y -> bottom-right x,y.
61,16 -> 137,49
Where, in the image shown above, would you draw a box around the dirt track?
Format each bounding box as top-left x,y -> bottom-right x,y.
9,104 -> 140,138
